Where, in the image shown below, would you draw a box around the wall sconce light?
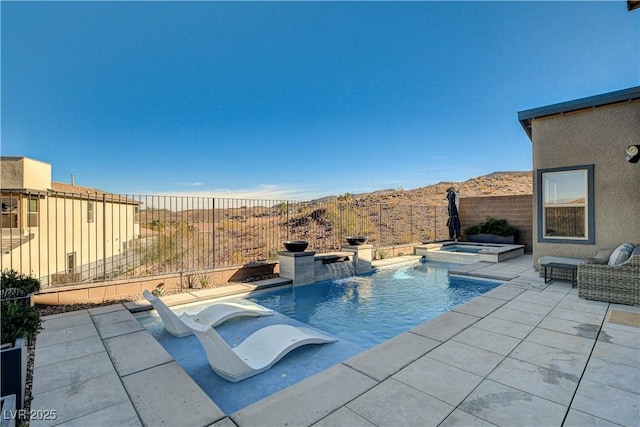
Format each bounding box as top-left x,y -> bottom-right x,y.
626,145 -> 640,163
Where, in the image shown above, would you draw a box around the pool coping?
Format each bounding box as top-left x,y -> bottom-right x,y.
29,255 -> 640,427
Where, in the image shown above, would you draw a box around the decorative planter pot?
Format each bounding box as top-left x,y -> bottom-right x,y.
466,233 -> 515,244
1,337 -> 28,410
283,240 -> 309,252
346,236 -> 368,246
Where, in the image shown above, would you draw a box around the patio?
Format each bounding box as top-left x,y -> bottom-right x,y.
28,255 -> 639,427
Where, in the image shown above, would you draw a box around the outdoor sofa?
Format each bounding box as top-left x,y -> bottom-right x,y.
577,244 -> 639,306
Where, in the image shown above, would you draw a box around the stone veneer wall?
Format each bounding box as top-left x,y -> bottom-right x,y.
458,194 -> 533,253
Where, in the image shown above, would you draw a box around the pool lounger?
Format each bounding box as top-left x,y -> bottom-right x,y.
143,290 -> 275,337
179,313 -> 337,382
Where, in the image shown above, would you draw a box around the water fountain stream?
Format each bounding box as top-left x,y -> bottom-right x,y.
326,260 -> 355,281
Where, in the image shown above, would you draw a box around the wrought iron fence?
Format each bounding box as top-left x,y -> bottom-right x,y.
1,191 -> 448,287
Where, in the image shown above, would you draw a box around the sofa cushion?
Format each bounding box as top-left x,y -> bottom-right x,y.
587,249 -> 614,265
607,243 -> 635,266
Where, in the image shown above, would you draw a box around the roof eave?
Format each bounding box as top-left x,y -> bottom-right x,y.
517,86 -> 640,141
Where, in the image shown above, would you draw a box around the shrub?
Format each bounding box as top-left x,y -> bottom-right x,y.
464,217 -> 517,237
151,284 -> 165,297
1,270 -> 41,294
1,301 -> 42,346
1,271 -> 43,346
198,273 -> 211,289
1,288 -> 28,299
376,249 -> 389,260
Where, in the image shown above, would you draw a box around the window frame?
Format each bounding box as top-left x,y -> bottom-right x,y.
537,164 -> 595,244
1,196 -> 19,228
87,200 -> 94,223
26,196 -> 39,228
67,252 -> 76,274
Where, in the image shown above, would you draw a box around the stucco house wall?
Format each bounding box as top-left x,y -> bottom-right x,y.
1,157 -> 140,286
0,156 -> 51,191
523,91 -> 640,267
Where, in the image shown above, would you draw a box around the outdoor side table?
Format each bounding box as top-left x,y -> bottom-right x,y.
544,262 -> 578,287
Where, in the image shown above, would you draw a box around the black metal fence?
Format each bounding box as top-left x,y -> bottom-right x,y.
1,192 -> 448,287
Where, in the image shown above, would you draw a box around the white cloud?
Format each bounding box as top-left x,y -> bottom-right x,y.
133,184 -> 327,208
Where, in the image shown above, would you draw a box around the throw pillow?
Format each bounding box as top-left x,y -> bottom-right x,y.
607,243 -> 634,266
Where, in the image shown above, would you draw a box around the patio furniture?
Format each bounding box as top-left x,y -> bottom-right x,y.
538,248 -> 613,282
179,313 -> 337,382
142,290 -> 274,337
544,262 -> 578,287
538,256 -> 584,282
578,245 -> 639,306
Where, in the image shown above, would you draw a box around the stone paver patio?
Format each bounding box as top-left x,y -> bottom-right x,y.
28,255 -> 639,426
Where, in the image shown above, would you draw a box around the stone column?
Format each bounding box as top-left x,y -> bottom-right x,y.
278,251 -> 316,286
341,244 -> 373,274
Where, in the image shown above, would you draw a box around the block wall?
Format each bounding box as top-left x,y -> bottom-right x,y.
459,194 -> 533,253
34,262 -> 278,305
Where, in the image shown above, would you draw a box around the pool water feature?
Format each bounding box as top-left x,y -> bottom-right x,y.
313,252 -> 358,283
325,259 -> 355,280
136,263 -> 500,414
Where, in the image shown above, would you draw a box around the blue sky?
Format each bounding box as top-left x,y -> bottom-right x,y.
2,1 -> 638,200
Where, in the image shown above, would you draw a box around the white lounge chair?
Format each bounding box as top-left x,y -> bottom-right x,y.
179,313 -> 337,382
142,290 -> 274,337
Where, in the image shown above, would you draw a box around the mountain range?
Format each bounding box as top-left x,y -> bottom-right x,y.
315,171 -> 533,206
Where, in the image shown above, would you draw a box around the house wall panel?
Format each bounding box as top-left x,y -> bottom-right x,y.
0,157 -> 51,191
531,99 -> 640,266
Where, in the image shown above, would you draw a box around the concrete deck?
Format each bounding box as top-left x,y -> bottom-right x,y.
29,255 -> 639,426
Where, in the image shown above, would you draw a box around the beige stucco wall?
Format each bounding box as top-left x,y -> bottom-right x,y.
1,193 -> 140,285
1,158 -> 142,284
0,157 -> 51,191
531,99 -> 640,267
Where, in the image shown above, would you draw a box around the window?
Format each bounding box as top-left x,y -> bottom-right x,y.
67,252 -> 76,274
87,200 -> 94,222
537,164 -> 594,244
1,197 -> 18,228
134,206 -> 139,224
27,196 -> 39,227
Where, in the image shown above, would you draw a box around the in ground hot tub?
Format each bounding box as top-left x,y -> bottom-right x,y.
415,242 -> 525,263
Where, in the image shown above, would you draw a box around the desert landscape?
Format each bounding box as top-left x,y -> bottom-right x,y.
135,171 -> 533,274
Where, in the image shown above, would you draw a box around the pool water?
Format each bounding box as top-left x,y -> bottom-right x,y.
439,245 -> 483,253
251,264 -> 500,351
136,262 -> 500,414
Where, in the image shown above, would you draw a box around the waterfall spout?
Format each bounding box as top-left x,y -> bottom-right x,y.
326,260 -> 355,281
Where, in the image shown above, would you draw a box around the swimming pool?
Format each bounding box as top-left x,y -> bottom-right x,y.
136,262 -> 501,414
250,264 -> 500,350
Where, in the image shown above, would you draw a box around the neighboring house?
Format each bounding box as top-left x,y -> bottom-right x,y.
518,87 -> 640,267
1,156 -> 140,286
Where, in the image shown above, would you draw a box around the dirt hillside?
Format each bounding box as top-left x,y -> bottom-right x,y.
319,171 -> 533,206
